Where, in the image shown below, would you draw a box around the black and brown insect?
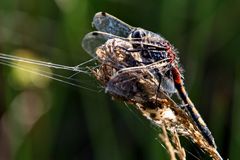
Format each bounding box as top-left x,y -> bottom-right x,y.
82,12 -> 217,148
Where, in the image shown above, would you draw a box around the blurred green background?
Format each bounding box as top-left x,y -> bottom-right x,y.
0,0 -> 240,159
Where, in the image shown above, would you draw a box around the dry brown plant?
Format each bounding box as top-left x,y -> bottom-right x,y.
92,38 -> 223,160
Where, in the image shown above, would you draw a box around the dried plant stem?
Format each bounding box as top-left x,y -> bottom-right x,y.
159,125 -> 186,160
93,38 -> 223,160
172,131 -> 186,160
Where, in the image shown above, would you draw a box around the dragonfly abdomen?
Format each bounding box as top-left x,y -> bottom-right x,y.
171,66 -> 217,148
185,104 -> 217,148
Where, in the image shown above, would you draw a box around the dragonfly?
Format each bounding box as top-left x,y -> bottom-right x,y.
82,12 -> 217,148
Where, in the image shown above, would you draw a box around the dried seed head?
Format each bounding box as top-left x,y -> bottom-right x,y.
92,38 -> 222,160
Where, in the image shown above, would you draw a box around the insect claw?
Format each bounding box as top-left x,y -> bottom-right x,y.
180,104 -> 188,110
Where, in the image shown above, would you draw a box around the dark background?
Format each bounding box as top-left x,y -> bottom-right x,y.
0,0 -> 239,159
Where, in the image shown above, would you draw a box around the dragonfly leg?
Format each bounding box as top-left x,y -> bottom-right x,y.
152,68 -> 162,103
180,103 -> 188,110
114,45 -> 159,53
153,68 -> 162,92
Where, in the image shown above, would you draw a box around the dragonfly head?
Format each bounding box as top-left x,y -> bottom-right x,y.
129,28 -> 147,39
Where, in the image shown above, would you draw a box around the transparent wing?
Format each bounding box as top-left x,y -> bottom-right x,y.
81,31 -> 122,57
93,12 -> 166,40
93,12 -> 134,38
161,77 -> 176,94
83,12 -> 167,57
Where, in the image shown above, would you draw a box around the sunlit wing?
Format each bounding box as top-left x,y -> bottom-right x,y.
93,12 -> 166,40
84,12 -> 167,57
93,12 -> 134,38
81,31 -> 122,57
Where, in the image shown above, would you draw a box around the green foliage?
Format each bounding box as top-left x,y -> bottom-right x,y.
0,0 -> 239,159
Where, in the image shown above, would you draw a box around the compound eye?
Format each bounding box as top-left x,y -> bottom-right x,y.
131,29 -> 146,39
